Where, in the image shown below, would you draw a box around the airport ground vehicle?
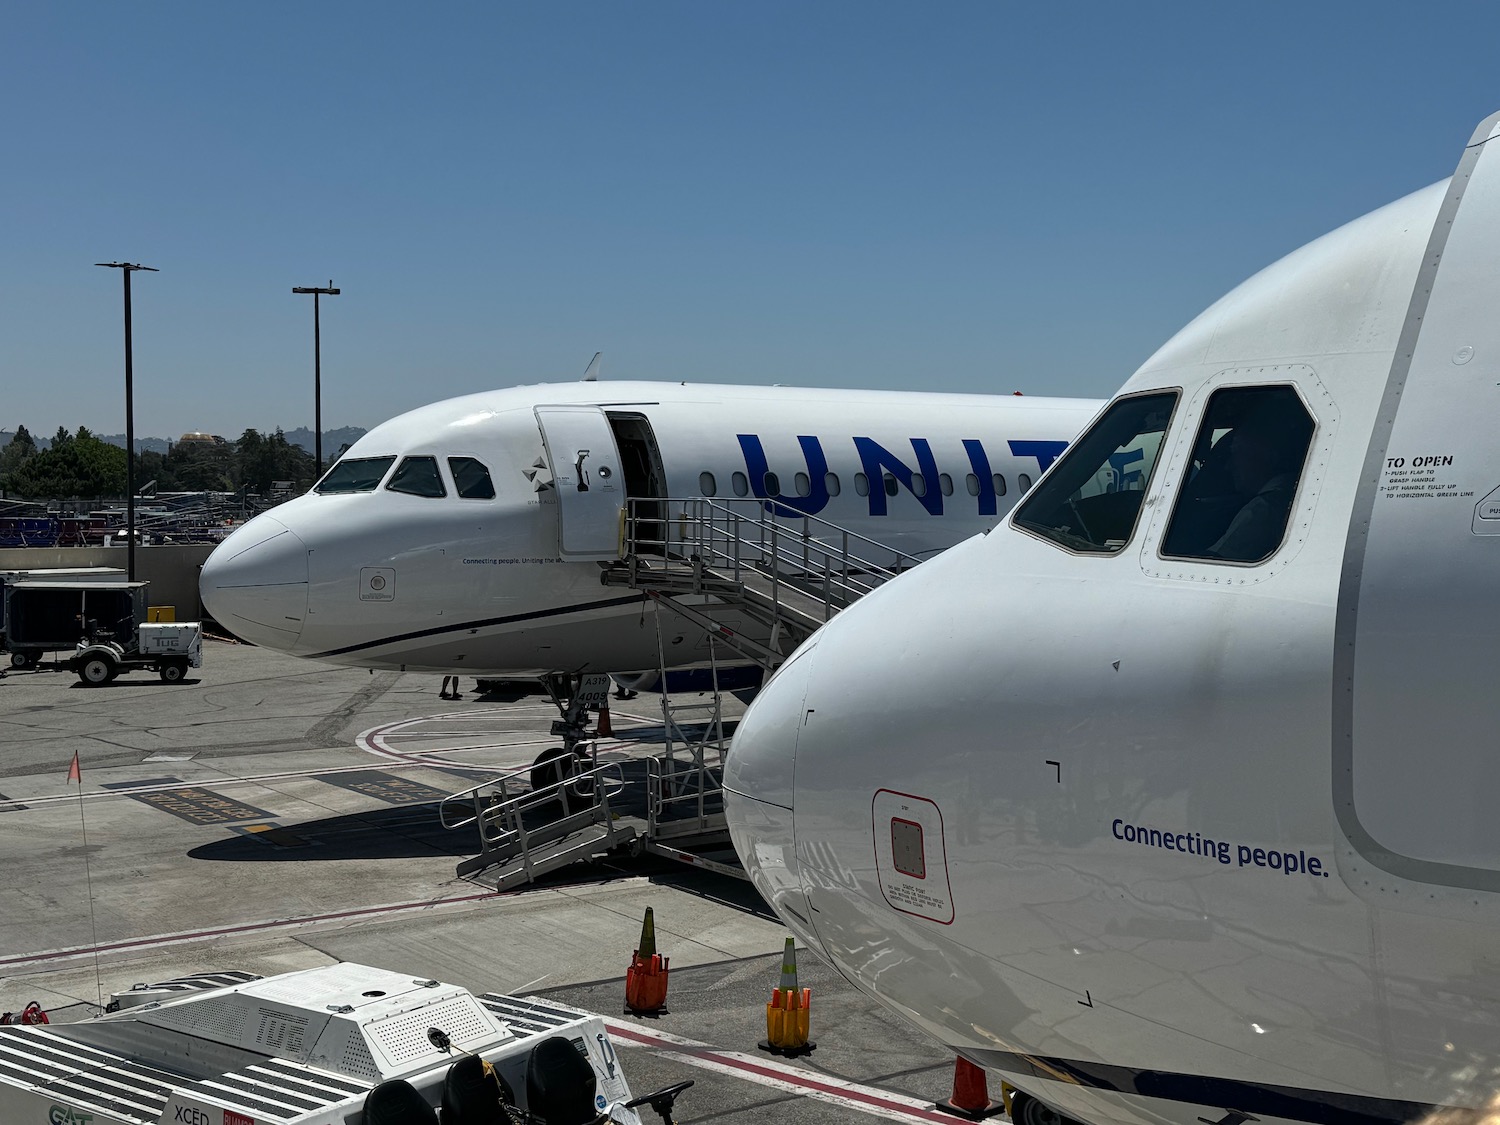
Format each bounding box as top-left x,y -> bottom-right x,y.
0,962 -> 681,1124
3,579 -> 202,683
0,567 -> 125,667
72,619 -> 203,685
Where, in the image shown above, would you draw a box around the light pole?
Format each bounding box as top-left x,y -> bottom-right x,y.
95,261 -> 158,583
292,282 -> 340,477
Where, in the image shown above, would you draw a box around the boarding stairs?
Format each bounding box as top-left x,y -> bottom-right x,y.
445,499 -> 926,889
602,496 -> 925,669
440,750 -> 638,892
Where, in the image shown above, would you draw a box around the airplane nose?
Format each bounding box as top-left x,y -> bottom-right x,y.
725,642 -> 818,924
200,515 -> 310,649
725,640 -> 819,809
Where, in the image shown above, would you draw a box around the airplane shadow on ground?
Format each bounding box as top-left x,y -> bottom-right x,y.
188,802 -> 476,862
186,762 -> 723,866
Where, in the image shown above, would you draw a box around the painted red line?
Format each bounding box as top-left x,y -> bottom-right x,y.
0,890 -> 506,969
605,1022 -> 957,1123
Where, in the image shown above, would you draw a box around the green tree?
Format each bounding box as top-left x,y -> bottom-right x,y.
9,427 -> 127,499
170,441 -> 234,491
0,424 -> 38,490
233,428 -> 315,494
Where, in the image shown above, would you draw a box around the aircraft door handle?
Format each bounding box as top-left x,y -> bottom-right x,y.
575,449 -> 591,491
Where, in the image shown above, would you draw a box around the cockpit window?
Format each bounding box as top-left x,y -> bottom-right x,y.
1160,385 -> 1314,564
1012,391 -> 1177,554
315,456 -> 395,494
448,457 -> 496,500
386,456 -> 447,498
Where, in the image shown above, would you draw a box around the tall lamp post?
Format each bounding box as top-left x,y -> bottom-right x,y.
292,282 -> 340,478
95,261 -> 158,583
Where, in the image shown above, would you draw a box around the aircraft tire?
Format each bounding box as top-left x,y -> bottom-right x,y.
530,746 -> 581,813
1009,1092 -> 1080,1125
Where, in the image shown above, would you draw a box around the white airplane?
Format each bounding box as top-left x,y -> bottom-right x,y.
724,110 -> 1500,1125
199,382 -> 1099,676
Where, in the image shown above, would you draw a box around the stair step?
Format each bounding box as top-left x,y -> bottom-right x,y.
463,821 -> 637,891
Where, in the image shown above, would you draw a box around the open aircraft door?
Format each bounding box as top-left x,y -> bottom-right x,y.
535,405 -> 627,560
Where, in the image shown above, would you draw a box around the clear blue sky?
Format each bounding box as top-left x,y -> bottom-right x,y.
4,2 -> 1499,440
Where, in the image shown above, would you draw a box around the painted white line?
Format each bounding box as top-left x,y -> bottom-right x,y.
1,889 -> 507,969
603,1019 -> 972,1125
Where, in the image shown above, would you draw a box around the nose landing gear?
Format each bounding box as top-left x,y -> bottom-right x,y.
528,673 -> 611,809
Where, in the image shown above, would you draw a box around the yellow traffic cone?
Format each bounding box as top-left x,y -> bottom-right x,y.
759,937 -> 814,1056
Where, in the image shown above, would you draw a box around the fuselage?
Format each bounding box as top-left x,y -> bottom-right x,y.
727,114 -> 1500,1125
200,382 -> 1098,674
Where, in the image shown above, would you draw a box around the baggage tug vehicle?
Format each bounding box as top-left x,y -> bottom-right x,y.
0,963 -> 654,1124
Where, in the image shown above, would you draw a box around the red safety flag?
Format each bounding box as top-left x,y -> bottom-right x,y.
66,751 -> 81,785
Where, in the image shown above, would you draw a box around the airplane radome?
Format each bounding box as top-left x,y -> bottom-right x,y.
199,382 -> 1098,674
724,111 -> 1500,1125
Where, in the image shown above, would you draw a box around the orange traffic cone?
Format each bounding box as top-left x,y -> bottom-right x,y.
758,937 -> 814,1056
934,1057 -> 1002,1119
624,907 -> 669,1014
597,698 -> 613,738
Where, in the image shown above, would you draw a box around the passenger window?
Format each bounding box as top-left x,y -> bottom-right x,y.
1013,391 -> 1177,554
883,474 -> 898,497
316,456 -> 395,494
732,471 -> 749,497
764,472 -> 781,497
825,472 -> 841,497
911,473 -> 927,498
1160,385 -> 1314,564
699,471 -> 717,497
1018,473 -> 1033,493
993,474 -> 1007,497
854,473 -> 869,497
939,473 -> 954,497
448,457 -> 496,499
794,472 -> 811,498
965,474 -> 980,497
386,456 -> 446,498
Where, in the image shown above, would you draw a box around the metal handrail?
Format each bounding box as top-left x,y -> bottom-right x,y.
646,753 -> 722,837
472,761 -> 626,852
623,496 -> 925,619
438,759 -> 541,830
632,496 -> 923,569
439,756 -> 624,835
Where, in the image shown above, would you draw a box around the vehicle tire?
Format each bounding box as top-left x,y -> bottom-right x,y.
159,660 -> 187,683
10,651 -> 35,670
78,654 -> 117,686
1009,1093 -> 1075,1125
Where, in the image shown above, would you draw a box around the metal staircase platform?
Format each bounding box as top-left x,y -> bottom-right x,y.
604,497 -> 924,670
460,819 -> 636,892
443,756 -> 637,890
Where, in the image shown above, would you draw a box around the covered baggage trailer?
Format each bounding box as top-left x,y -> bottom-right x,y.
2,580 -> 146,670
2,581 -> 203,683
0,962 -> 659,1125
0,569 -> 127,668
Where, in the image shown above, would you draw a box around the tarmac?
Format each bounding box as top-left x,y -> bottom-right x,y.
0,640 -> 970,1125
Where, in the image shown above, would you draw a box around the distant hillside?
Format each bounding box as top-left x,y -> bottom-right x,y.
96,433 -> 173,454
281,426 -> 368,456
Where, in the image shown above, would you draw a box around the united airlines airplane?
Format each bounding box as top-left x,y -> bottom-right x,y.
199,382 -> 1098,675
725,111 -> 1500,1125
